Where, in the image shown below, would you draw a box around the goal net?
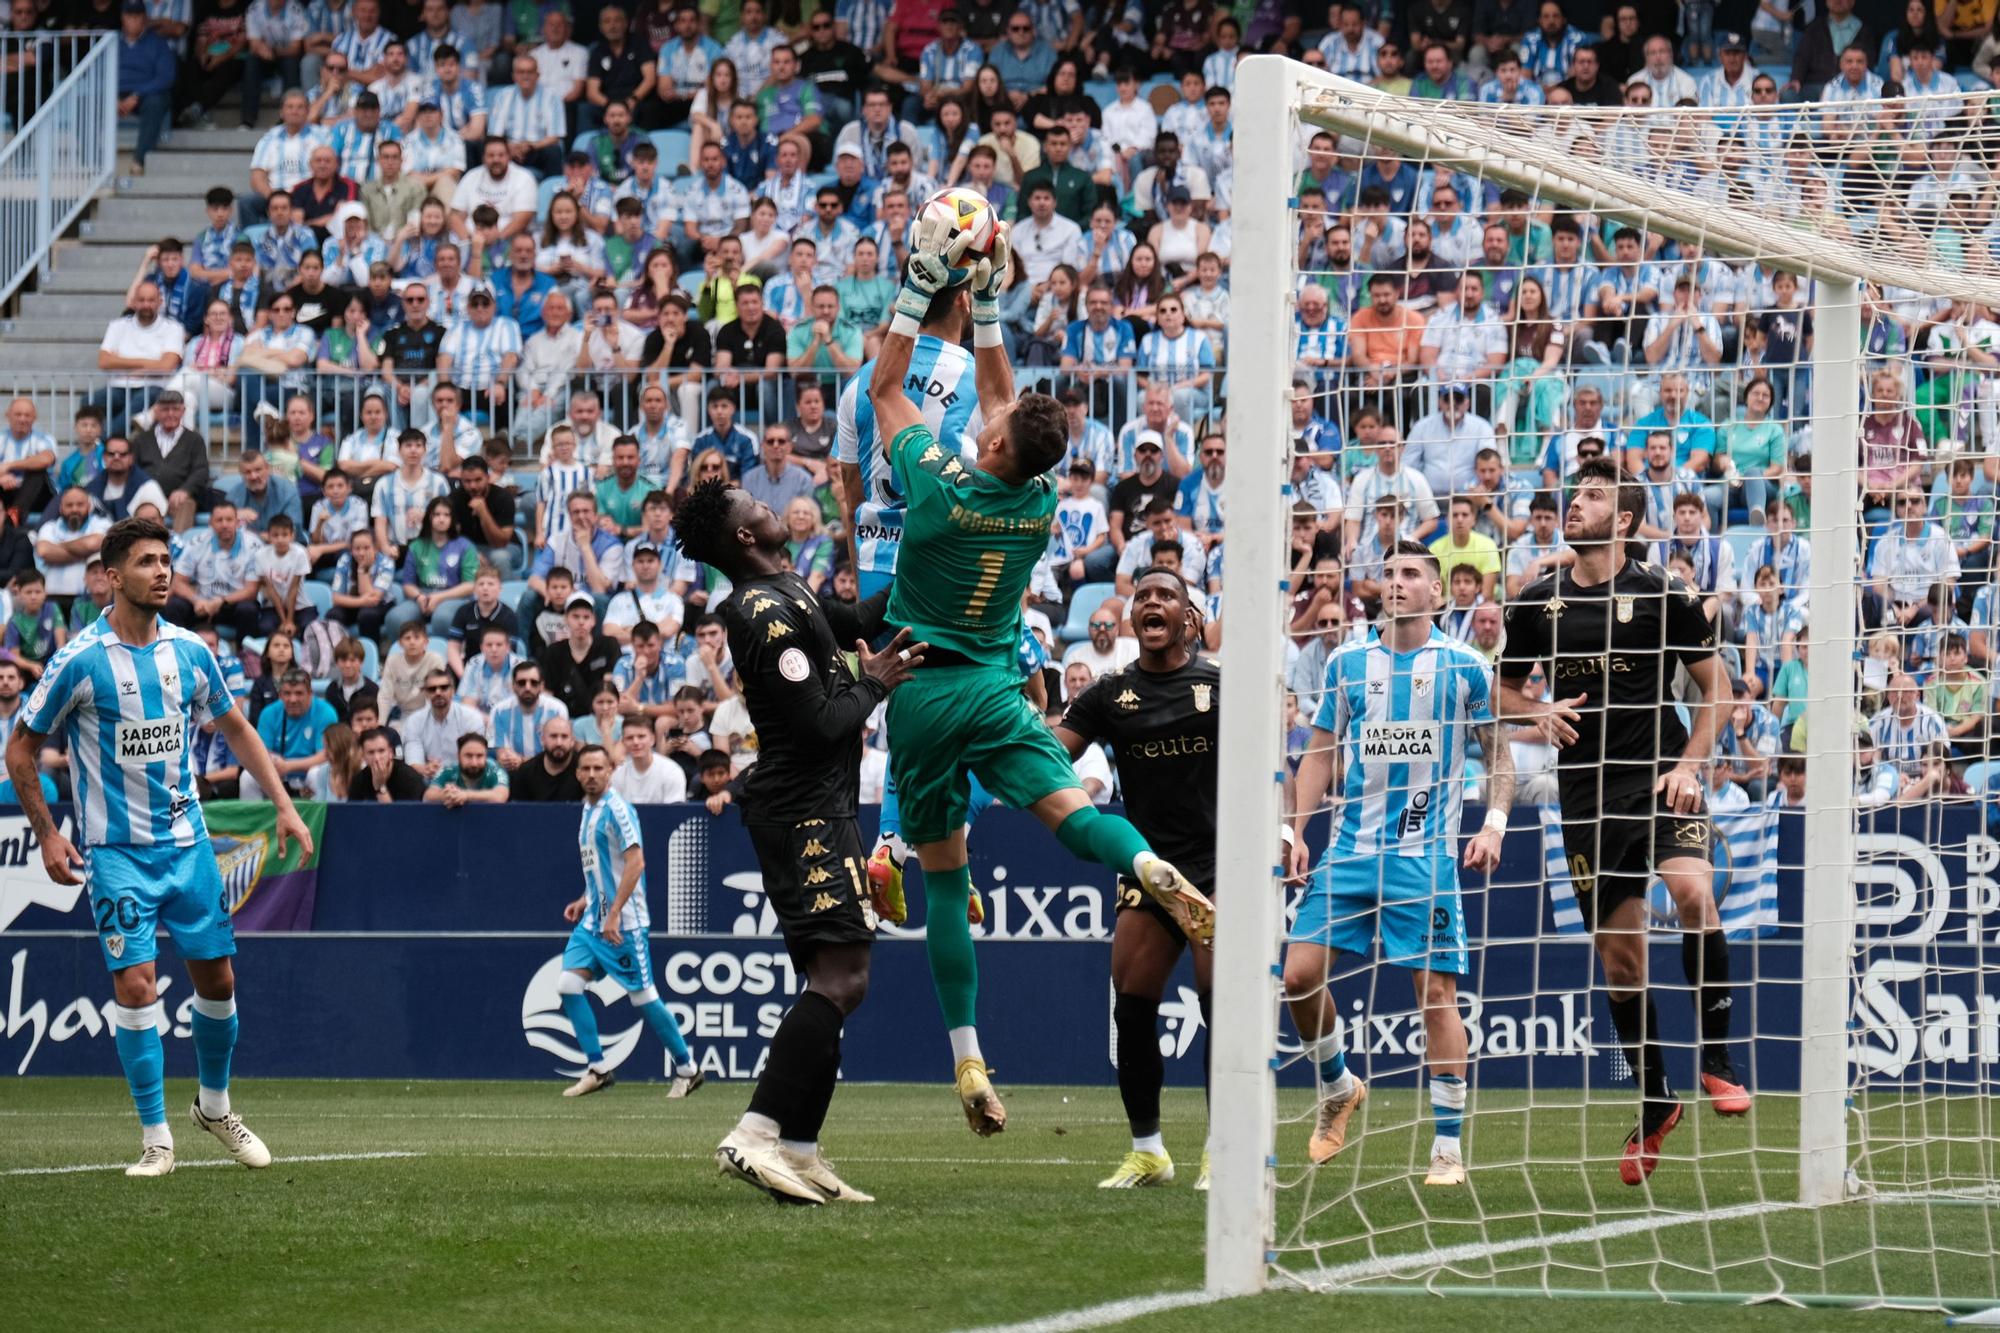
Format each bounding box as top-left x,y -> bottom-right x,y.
1209,55 -> 2000,1314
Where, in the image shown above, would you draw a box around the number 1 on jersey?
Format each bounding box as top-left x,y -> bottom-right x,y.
964,550 -> 1007,619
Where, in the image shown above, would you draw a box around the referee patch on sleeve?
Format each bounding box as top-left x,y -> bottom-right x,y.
778,648 -> 811,682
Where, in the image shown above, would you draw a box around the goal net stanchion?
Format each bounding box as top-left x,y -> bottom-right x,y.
1212,53 -> 2000,1310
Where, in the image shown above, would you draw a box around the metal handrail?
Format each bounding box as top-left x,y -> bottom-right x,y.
0,31 -> 120,309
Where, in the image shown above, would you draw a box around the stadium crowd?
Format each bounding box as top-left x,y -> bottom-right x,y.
2,0 -> 1999,813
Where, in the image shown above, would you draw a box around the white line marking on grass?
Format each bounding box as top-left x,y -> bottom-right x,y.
5,1150 -> 426,1177
950,1289 -> 1227,1333
1291,1198 -> 1804,1287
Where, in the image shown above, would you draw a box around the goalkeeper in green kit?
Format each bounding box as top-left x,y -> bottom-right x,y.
871,209 -> 1214,1138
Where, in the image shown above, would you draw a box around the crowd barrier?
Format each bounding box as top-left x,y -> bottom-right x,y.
0,802 -> 1993,1092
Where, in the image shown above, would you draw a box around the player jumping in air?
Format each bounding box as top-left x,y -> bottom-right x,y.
1497,461 -> 1751,1187
1285,541 -> 1512,1188
870,213 -> 1211,1136
674,479 -> 926,1204
832,224 -> 1020,929
5,516 -> 313,1177
556,744 -> 703,1102
1054,568 -> 1223,1190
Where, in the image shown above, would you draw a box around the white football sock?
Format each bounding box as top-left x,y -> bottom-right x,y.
948,1026 -> 983,1066
1133,1132 -> 1166,1156
141,1121 -> 173,1149
735,1112 -> 780,1140
197,1086 -> 230,1117
779,1138 -> 817,1157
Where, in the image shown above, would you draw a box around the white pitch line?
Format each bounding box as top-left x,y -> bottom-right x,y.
5,1150 -> 426,1177
950,1289 -> 1228,1333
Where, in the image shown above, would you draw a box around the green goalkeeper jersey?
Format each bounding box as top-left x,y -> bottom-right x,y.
884,421 -> 1058,670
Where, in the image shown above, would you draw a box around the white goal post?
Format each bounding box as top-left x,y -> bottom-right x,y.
1212,53 -> 2000,1305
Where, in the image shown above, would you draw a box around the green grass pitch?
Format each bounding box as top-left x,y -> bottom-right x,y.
2,1079 -> 1993,1331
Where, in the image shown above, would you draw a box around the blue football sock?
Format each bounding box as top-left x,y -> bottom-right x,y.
112,1004 -> 167,1127
878,765 -> 901,840
189,994 -> 238,1115
638,998 -> 692,1067
560,991 -> 605,1066
1431,1074 -> 1467,1140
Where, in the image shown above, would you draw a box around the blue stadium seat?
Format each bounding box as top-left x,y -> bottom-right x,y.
678,269 -> 705,297
240,223 -> 269,251
301,582 -> 333,618
650,128 -> 692,175
1058,582 -> 1117,645
429,634 -> 450,662
1723,523 -> 1764,581
571,128 -> 602,161
535,174 -> 564,222
361,637 -> 379,677
500,579 -> 527,609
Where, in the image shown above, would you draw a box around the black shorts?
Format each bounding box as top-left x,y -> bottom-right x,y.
1115,872 -> 1217,940
746,817 -> 876,967
1557,785 -> 1712,931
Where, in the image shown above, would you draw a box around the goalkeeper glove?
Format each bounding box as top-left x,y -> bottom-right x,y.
970,222 -> 1011,330
895,213 -> 974,324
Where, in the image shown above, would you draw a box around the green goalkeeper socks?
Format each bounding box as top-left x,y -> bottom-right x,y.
1054,806 -> 1152,879
924,863 -> 980,1030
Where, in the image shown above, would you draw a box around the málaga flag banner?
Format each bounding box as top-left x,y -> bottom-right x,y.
1537,800 -> 1780,941
206,801 -> 327,932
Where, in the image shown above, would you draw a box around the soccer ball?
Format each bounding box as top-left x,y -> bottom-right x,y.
918,186 -> 1000,260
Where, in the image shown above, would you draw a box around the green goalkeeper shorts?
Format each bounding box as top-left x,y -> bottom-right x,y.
885,664 -> 1080,845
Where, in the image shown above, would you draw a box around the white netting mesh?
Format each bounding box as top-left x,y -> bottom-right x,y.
1250,68 -> 2000,1311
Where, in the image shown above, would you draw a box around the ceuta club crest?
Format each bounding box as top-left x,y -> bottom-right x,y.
1191,683 -> 1212,713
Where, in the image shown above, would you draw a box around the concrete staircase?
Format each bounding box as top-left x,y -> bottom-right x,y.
1,123 -> 264,392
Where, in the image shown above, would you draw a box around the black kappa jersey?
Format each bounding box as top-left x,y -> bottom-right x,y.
1060,654 -> 1220,886
1499,560 -> 1717,795
718,574 -> 888,824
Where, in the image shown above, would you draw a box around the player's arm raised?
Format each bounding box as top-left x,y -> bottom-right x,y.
969,221 -> 1015,406
871,213 -> 973,445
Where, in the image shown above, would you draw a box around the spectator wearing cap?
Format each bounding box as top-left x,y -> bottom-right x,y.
320,200 -> 388,285
116,0 -> 176,174
131,389 -> 212,529
1106,431 -> 1174,565
1057,385 -> 1116,487
1698,34 -> 1762,107
326,89 -> 401,183
540,592 -> 621,719
1405,382 -> 1498,501
604,544 -> 684,644
436,283 -> 523,414
912,5 -> 978,118
242,0 -> 310,130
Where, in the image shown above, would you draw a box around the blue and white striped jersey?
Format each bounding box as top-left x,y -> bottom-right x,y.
1316,627 -> 1494,860
833,337 -> 983,578
578,790 -> 649,933
22,618 -> 236,848
1869,705 -> 1950,776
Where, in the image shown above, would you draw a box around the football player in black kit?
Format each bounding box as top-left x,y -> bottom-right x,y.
1496,460 -> 1751,1187
1055,567 -> 1222,1192
672,479 -> 927,1206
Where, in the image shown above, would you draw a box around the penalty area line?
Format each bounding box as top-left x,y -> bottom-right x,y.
950,1289 -> 1230,1333
5,1150 -> 427,1177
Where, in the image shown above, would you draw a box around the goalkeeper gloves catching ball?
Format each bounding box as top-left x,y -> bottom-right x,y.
894,212 -> 975,324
